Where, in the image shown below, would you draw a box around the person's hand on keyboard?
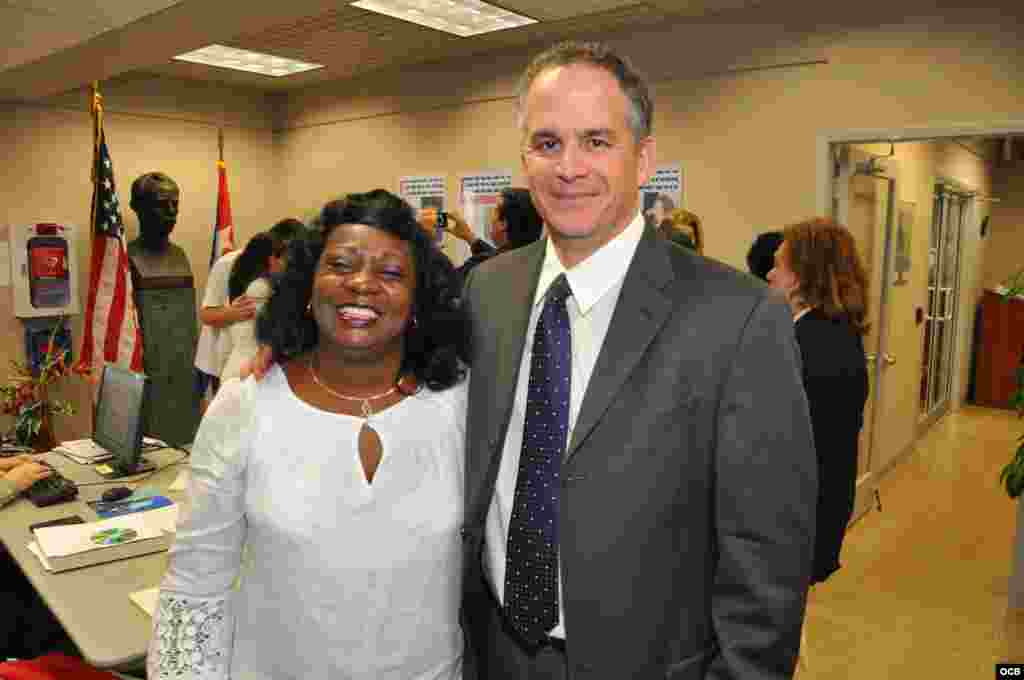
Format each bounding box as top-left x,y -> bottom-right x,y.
4,461 -> 53,491
0,453 -> 37,470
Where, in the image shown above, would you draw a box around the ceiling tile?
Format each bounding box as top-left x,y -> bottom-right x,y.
496,0 -> 643,22
148,2 -> 674,90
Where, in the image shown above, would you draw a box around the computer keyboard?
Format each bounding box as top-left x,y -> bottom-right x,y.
25,463 -> 78,507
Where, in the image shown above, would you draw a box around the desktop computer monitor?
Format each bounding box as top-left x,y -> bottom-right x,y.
93,364 -> 154,478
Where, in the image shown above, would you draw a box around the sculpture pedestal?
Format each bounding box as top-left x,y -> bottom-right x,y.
134,285 -> 200,446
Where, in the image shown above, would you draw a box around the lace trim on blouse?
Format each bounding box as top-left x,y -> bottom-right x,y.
149,593 -> 233,679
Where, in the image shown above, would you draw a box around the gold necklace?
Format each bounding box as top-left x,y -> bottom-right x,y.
307,357 -> 398,419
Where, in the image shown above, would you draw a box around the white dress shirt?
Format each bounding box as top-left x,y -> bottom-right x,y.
194,250 -> 241,378
485,213 -> 645,639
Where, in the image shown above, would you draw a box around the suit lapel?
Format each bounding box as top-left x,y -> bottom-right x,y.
566,229 -> 675,461
490,240 -> 546,443
467,240 -> 545,525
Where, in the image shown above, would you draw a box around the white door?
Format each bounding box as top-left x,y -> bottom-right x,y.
833,146 -> 901,520
920,185 -> 968,426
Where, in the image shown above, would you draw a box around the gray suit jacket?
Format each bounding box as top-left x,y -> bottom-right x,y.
460,227 -> 817,679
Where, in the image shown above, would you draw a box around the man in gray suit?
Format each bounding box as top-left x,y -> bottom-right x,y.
459,41 -> 817,679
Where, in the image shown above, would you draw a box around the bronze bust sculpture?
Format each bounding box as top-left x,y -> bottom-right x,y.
126,171 -> 199,445
127,172 -> 193,286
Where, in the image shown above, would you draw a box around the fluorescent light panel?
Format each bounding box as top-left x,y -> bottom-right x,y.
351,0 -> 536,37
173,45 -> 324,77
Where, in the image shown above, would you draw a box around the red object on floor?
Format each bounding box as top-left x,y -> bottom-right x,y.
0,654 -> 118,680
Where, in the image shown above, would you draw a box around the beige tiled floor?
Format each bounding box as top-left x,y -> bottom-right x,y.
799,405 -> 1023,678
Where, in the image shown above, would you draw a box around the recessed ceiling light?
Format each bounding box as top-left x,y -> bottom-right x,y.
351,0 -> 535,37
173,45 -> 324,77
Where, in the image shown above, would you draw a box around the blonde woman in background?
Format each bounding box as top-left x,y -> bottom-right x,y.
660,208 -> 703,254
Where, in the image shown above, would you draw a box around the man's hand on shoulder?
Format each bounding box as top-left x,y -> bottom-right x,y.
239,345 -> 275,380
229,295 -> 258,321
199,295 -> 257,328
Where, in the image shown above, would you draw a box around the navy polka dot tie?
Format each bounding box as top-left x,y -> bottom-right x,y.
504,273 -> 572,646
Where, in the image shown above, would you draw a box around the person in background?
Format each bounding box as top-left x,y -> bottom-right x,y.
491,188 -> 545,251
660,207 -> 703,253
1,456 -> 76,660
218,232 -> 287,381
150,189 -> 470,680
435,188 -> 545,277
644,192 -> 674,231
747,230 -> 784,281
767,217 -> 869,585
194,218 -> 305,404
416,206 -> 474,268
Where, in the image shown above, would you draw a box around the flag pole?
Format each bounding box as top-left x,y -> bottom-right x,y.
89,82 -> 102,254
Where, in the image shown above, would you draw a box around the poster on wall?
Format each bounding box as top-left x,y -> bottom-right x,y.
25,317 -> 72,377
459,170 -> 514,244
639,164 -> 683,230
399,175 -> 448,213
398,174 -> 475,266
894,200 -> 914,286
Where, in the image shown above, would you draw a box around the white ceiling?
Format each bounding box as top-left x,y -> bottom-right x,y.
0,0 -> 765,101
0,0 -> 184,72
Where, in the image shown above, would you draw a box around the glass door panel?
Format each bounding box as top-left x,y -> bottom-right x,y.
921,185 -> 968,424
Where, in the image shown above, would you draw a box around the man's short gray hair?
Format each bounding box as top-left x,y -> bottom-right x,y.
515,41 -> 653,142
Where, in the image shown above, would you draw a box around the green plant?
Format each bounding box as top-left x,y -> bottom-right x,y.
1,323 -> 75,446
999,366 -> 1024,498
1004,268 -> 1024,299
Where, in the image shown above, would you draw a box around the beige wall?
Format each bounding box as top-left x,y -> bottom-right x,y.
275,0 -> 1022,478
278,0 -> 1024,268
3,0 -> 1023,451
0,75 -> 279,439
987,161 -> 1024,292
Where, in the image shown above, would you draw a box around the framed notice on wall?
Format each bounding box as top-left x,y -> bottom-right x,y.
894,200 -> 914,286
399,175 -> 447,212
639,164 -> 683,230
459,170 -> 513,244
9,222 -> 80,318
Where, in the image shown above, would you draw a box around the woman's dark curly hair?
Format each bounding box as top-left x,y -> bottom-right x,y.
228,232 -> 284,300
256,189 -> 469,391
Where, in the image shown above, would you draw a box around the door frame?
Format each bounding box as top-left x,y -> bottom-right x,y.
833,148 -> 901,521
816,121 -> 1023,409
919,177 -> 973,430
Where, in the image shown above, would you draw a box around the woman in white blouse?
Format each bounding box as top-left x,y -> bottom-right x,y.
149,189 -> 471,680
219,231 -> 287,381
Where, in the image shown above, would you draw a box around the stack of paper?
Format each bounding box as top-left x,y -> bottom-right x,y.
54,436 -> 168,464
54,439 -> 112,464
29,505 -> 178,573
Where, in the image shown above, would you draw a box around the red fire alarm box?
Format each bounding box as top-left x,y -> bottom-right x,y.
10,222 -> 79,318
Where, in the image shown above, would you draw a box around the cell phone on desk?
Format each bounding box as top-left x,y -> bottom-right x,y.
29,515 -> 85,532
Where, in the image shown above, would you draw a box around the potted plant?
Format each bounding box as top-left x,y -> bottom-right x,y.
1,322 -> 76,451
998,267 -> 1024,497
998,367 -> 1024,498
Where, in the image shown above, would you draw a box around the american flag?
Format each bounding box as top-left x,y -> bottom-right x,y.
76,93 -> 143,377
209,158 -> 235,267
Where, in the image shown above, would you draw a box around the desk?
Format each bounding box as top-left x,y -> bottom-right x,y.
0,448 -> 186,669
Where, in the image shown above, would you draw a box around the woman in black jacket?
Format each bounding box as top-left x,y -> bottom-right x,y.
768,217 -> 870,584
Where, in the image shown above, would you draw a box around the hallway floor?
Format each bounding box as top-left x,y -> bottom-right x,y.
799,405 -> 1023,678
